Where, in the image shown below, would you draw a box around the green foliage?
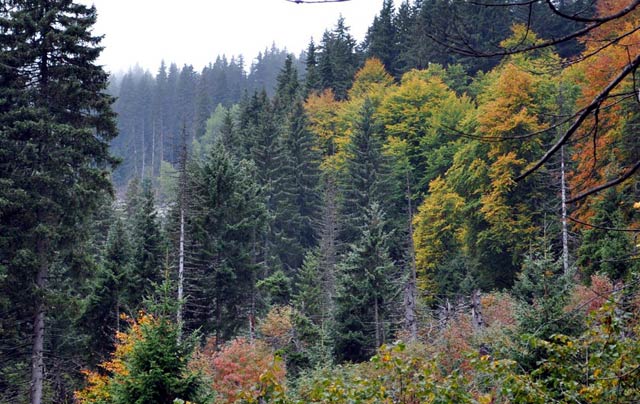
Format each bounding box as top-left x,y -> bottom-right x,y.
512,244 -> 582,353
130,179 -> 163,306
0,0 -> 117,399
82,216 -> 134,361
183,143 -> 266,339
318,17 -> 360,101
577,189 -> 640,281
76,314 -> 203,404
334,203 -> 397,363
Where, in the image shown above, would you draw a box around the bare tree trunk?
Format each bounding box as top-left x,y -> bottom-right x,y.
151,124 -> 156,178
471,289 -> 484,330
561,146 -> 570,274
30,241 -> 47,404
177,207 -> 185,339
141,120 -> 146,178
403,171 -> 418,341
374,297 -> 381,349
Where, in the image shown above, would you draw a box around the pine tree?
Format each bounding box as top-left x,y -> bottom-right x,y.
305,38 -> 322,96
339,98 -> 392,244
130,179 -> 163,308
82,217 -> 133,362
364,0 -> 399,77
183,143 -> 266,341
238,89 -> 293,274
318,17 -> 359,100
270,58 -> 322,270
334,203 -> 397,363
273,54 -> 300,115
0,2 -> 117,402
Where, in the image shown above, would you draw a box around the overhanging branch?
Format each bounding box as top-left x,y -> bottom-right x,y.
515,53 -> 640,182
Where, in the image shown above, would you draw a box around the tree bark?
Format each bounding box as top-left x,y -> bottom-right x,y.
403,170 -> 418,341
30,240 -> 47,404
561,146 -> 570,274
177,206 -> 185,339
374,297 -> 381,349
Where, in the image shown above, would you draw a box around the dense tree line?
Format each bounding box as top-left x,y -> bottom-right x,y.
110,46 -> 305,187
2,0 -> 640,403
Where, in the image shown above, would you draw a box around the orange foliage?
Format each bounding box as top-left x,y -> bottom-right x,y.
481,292 -> 517,329
477,63 -> 542,139
190,337 -> 285,404
568,0 -> 640,219
74,313 -> 151,404
258,305 -> 294,350
349,58 -> 394,99
566,274 -> 615,315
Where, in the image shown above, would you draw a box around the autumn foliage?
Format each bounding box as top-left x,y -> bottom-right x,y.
189,337 -> 285,404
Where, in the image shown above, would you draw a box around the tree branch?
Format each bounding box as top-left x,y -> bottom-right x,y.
515,53 -> 640,182
566,159 -> 640,204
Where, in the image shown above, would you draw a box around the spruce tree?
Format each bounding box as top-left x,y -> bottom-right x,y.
318,17 -> 359,100
339,98 -> 392,244
0,2 -> 117,402
364,0 -> 399,77
334,203 -> 396,363
305,38 -> 322,96
82,217 -> 133,362
130,179 -> 163,308
271,59 -> 322,271
183,143 -> 266,340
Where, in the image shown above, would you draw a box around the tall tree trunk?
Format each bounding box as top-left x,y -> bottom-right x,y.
561,146 -> 570,274
374,296 -> 381,349
471,289 -> 484,329
177,207 -> 185,339
141,119 -> 146,177
320,177 -> 338,320
30,240 -> 47,404
151,123 -> 156,178
403,170 -> 418,341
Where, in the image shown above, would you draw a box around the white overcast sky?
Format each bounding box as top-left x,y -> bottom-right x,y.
77,0 -> 402,75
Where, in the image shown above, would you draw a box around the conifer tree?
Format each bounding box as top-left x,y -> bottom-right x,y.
82,217 -> 134,362
130,179 -> 163,307
318,17 -> 359,100
184,143 -> 266,340
271,58 -> 322,270
339,98 -> 392,244
334,203 -> 396,363
364,0 -> 399,77
305,38 -> 322,96
0,2 -> 118,402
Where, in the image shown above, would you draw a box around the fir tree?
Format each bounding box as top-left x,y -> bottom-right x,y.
183,143 -> 266,341
0,2 -> 117,402
82,217 -> 133,362
339,98 -> 392,244
305,38 -> 322,96
130,179 -> 163,308
318,17 -> 359,100
334,203 -> 397,363
364,0 -> 399,77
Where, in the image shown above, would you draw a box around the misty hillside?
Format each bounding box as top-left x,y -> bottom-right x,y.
2,1 -> 640,403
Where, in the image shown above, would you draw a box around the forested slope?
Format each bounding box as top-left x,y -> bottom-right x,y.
2,0 -> 640,403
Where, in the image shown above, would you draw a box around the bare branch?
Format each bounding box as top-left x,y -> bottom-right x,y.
426,0 -> 640,58
515,53 -> 640,182
566,159 -> 640,204
567,215 -> 640,232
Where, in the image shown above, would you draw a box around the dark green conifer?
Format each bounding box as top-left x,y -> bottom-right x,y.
364,0 -> 399,76
334,203 -> 396,363
0,1 -> 117,401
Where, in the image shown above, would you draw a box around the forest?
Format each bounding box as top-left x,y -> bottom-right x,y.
1,0 -> 640,403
